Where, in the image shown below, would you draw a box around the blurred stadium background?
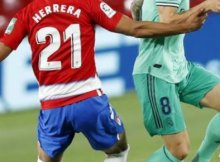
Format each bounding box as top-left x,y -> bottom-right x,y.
0,0 -> 220,162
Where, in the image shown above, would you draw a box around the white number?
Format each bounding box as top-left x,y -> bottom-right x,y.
36,27 -> 61,70
36,24 -> 82,71
64,24 -> 81,69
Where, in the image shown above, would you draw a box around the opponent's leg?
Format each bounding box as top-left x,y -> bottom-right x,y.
191,114 -> 220,162
191,84 -> 220,162
178,64 -> 220,162
162,131 -> 190,160
147,131 -> 190,162
133,74 -> 189,162
147,146 -> 182,162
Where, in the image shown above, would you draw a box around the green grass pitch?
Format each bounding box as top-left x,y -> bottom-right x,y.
0,91 -> 219,162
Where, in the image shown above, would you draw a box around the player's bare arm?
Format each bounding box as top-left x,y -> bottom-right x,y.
0,42 -> 12,61
114,12 -> 205,38
157,0 -> 220,24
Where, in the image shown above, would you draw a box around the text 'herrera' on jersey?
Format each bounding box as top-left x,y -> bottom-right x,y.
0,0 -> 122,109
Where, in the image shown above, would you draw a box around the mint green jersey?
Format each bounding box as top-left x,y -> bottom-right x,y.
133,0 -> 190,83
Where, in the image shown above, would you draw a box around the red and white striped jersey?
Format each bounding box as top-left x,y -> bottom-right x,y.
0,0 -> 122,109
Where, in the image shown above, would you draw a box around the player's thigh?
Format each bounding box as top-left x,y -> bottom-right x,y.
77,95 -> 127,153
133,74 -> 186,136
38,107 -> 74,159
180,62 -> 220,109
37,143 -> 63,162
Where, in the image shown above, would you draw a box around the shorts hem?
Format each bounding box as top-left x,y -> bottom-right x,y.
148,128 -> 186,137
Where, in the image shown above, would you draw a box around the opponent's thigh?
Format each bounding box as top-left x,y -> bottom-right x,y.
201,83 -> 220,110
179,63 -> 220,108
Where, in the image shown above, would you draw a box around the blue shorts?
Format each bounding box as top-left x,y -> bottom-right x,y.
37,95 -> 125,158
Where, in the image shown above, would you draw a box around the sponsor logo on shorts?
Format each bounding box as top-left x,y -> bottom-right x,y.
165,117 -> 174,127
100,2 -> 116,18
5,18 -> 17,34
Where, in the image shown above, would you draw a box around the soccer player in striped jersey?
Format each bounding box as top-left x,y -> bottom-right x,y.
0,0 -> 206,162
131,0 -> 220,161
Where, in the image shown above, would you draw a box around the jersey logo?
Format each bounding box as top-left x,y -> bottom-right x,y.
100,2 -> 116,18
5,18 -> 17,34
153,64 -> 162,68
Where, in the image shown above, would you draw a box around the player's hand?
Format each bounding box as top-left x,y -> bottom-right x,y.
185,8 -> 207,31
130,0 -> 144,20
205,0 -> 220,12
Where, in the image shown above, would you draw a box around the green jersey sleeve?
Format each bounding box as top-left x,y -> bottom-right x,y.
155,0 -> 182,8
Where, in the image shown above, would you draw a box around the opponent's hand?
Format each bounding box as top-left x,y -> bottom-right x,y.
185,8 -> 207,32
205,0 -> 220,12
130,0 -> 144,20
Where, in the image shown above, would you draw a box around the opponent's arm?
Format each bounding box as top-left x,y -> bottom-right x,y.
0,42 -> 12,61
114,10 -> 206,38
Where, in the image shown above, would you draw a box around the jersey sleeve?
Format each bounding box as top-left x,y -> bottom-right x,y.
155,0 -> 182,8
0,11 -> 27,50
88,0 -> 122,31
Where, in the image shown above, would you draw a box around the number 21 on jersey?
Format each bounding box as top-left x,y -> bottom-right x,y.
36,24 -> 81,71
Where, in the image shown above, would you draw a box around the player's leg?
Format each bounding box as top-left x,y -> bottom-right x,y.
76,95 -> 129,162
178,62 -> 220,162
133,74 -> 188,162
37,106 -> 75,162
103,132 -> 130,162
103,131 -> 128,154
191,114 -> 220,162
